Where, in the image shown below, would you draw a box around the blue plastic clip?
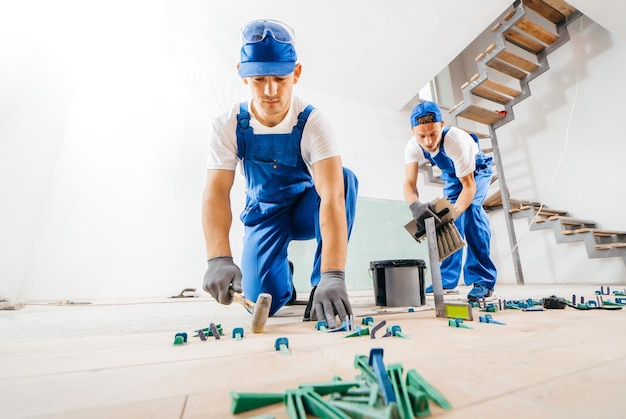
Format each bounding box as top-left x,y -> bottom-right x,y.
368,348 -> 397,404
479,314 -> 506,325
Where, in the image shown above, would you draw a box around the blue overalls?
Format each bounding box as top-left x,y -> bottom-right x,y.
236,102 -> 359,315
421,128 -> 497,289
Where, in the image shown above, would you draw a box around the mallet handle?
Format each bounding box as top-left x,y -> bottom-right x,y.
230,290 -> 255,311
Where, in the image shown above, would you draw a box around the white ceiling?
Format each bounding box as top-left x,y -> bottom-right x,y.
175,0 -> 512,111
572,0 -> 626,44
173,0 -> 624,111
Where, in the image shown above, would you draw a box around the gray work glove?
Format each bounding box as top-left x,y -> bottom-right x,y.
409,200 -> 441,230
311,270 -> 352,329
202,256 -> 242,305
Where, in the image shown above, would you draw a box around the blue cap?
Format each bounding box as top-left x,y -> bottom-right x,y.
238,36 -> 297,77
410,101 -> 443,127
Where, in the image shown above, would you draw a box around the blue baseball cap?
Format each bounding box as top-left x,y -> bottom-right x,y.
410,101 -> 443,127
238,20 -> 297,77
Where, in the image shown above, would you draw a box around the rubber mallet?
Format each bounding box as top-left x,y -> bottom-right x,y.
229,290 -> 272,333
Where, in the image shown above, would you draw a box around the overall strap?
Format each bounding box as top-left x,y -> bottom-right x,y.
236,102 -> 252,159
442,126 -> 450,141
294,104 -> 316,134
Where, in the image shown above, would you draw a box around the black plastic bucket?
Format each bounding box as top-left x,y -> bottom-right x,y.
370,259 -> 426,307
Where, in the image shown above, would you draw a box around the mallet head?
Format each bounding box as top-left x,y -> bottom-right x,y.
251,292 -> 272,333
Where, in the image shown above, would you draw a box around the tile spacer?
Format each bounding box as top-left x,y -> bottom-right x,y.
448,318 -> 472,329
387,325 -> 409,339
173,332 -> 187,345
327,321 -> 348,333
197,329 -> 207,341
209,322 -> 221,339
315,320 -> 328,332
344,326 -> 370,338
479,314 -> 506,325
368,348 -> 397,405
231,327 -> 244,341
274,337 -> 290,356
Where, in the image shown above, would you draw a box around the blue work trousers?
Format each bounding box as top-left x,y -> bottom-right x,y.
240,168 -> 358,314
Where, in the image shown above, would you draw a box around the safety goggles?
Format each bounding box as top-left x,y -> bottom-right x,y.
241,19 -> 296,45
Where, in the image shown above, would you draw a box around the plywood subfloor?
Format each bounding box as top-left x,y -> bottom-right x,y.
2,284 -> 626,418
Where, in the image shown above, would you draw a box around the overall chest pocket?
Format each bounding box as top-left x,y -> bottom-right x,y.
248,135 -> 300,168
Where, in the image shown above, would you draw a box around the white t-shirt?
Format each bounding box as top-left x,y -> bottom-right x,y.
206,96 -> 340,176
404,126 -> 478,178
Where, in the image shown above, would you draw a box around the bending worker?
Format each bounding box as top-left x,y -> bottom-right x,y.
403,101 -> 497,302
201,19 -> 358,328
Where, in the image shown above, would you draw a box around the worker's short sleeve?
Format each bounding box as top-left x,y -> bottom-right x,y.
404,137 -> 425,164
445,127 -> 478,178
205,104 -> 240,171
300,108 -> 340,166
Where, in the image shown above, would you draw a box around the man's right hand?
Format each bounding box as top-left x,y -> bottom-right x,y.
409,200 -> 441,230
202,256 -> 243,305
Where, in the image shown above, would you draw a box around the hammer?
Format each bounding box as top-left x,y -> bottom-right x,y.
229,289 -> 272,333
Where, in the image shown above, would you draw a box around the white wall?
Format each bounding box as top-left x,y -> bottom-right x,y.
0,2 -> 421,301
2,3 -> 625,301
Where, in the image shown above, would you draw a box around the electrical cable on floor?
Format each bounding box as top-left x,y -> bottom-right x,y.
499,16 -> 584,263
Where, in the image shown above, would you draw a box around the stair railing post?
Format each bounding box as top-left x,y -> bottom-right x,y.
489,126 -> 524,285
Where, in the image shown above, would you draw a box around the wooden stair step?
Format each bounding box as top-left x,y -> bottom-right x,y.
522,0 -> 576,24
456,104 -> 505,125
484,44 -> 538,75
518,205 -> 569,216
465,75 -> 520,105
484,191 -> 503,208
504,28 -> 547,54
514,17 -> 559,45
510,198 -> 542,207
486,58 -> 528,79
471,85 -> 513,105
562,228 -> 626,237
541,0 -> 577,19
482,79 -> 522,98
595,243 -> 626,251
496,49 -> 539,73
548,215 -> 597,226
473,132 -> 490,139
538,208 -> 569,216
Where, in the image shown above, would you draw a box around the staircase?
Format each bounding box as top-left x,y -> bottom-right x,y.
425,0 -> 626,283
510,201 -> 626,261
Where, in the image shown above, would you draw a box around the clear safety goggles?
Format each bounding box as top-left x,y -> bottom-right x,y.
241,19 -> 296,45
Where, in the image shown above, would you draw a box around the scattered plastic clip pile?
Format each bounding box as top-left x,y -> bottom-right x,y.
230,347 -> 452,418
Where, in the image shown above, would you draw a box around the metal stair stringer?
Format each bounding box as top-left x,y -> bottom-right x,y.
511,206 -> 626,266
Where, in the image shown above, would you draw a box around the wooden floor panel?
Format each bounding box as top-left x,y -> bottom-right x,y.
1,285 -> 625,418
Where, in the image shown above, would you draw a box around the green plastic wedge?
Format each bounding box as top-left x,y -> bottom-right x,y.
406,387 -> 431,418
285,389 -> 307,419
387,363 -> 413,419
229,391 -> 284,414
353,355 -> 378,385
299,387 -> 350,419
298,380 -> 361,396
405,370 -> 452,409
331,400 -> 397,419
